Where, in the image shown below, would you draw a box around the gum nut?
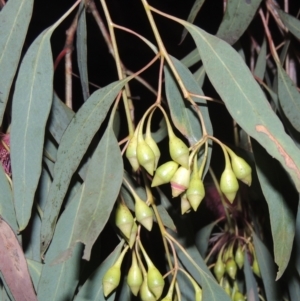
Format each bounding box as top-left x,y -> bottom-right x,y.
170,166 -> 190,197
135,199 -> 154,231
126,136 -> 139,171
103,265 -> 121,297
214,259 -> 225,282
195,285 -> 202,301
181,194 -> 191,214
151,161 -> 179,187
140,278 -> 156,301
252,258 -> 261,278
127,264 -> 143,296
147,266 -> 165,299
220,168 -> 239,203
186,177 -> 205,211
231,155 -> 252,186
225,258 -> 237,280
233,291 -> 245,301
137,141 -> 156,175
234,246 -> 244,269
169,136 -> 189,169
128,222 -> 138,249
115,203 -> 134,239
145,135 -> 161,169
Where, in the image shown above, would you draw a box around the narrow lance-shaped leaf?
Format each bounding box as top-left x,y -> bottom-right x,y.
253,233 -> 282,301
0,217 -> 37,301
74,240 -> 124,301
11,1 -> 81,231
0,0 -> 34,125
178,19 -> 300,194
40,78 -> 128,256
252,139 -> 295,279
216,0 -> 262,45
62,125 -> 123,261
277,62 -> 300,133
243,250 -> 259,301
254,37 -> 267,80
26,259 -> 42,291
181,48 -> 201,68
295,204 -> 300,276
76,1 -> 90,101
37,184 -> 85,301
277,9 -> 300,40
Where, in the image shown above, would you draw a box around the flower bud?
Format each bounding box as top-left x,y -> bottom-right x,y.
231,155 -> 252,186
220,168 -> 239,203
181,193 -> 191,214
169,135 -> 189,169
126,135 -> 139,171
151,161 -> 178,187
233,291 -> 245,301
194,285 -> 202,301
140,277 -> 156,301
234,245 -> 244,269
170,166 -> 190,197
186,176 -> 205,211
115,202 -> 134,239
128,222 -> 138,249
252,257 -> 261,278
221,278 -> 231,296
135,198 -> 154,231
103,266 -> 121,297
214,256 -> 225,282
127,252 -> 143,296
145,135 -> 160,170
137,141 -> 156,175
147,266 -> 165,300
225,258 -> 237,280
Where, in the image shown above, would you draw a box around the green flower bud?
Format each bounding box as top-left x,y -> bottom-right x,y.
214,256 -> 225,282
225,258 -> 237,280
195,285 -> 202,301
252,257 -> 261,278
126,135 -> 139,171
145,135 -> 160,170
115,202 -> 134,239
137,141 -> 156,175
181,193 -> 191,214
233,291 -> 245,301
221,278 -> 231,296
169,135 -> 189,169
135,198 -> 154,231
170,166 -> 190,197
231,155 -> 252,186
103,265 -> 121,297
127,252 -> 143,296
161,295 -> 172,301
234,245 -> 244,269
220,168 -> 239,203
147,266 -> 165,300
186,176 -> 205,211
151,161 -> 179,187
140,277 -> 156,301
128,222 -> 138,249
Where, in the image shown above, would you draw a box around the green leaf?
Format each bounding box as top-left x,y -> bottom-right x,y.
151,118 -> 167,143
295,205 -> 300,276
77,2 -> 90,101
117,277 -> 131,301
195,221 -> 216,257
181,48 -> 201,68
65,126 -> 123,261
193,65 -> 206,88
37,184 -> 85,301
277,9 -> 300,40
252,139 -> 295,279
254,37 -> 267,80
0,0 -> 34,125
26,259 -> 42,291
277,62 -> 300,133
0,279 -> 11,301
253,232 -> 282,301
243,250 -> 259,301
40,78 -> 128,256
216,0 -> 262,45
74,240 -> 124,301
11,1 -> 80,231
48,93 -> 74,144
179,20 -> 300,193
288,272 -> 300,301
181,0 -> 206,43
0,165 -> 17,234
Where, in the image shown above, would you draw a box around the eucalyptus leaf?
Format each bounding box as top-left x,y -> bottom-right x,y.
252,139 -> 295,279
26,259 -> 42,291
0,0 -> 34,125
74,240 -> 124,301
181,48 -> 201,68
195,221 -> 216,257
40,78 -> 129,256
253,232 -> 282,301
288,272 -> 300,301
277,9 -> 300,40
77,2 -> 90,101
243,250 -> 259,301
193,65 -> 206,88
295,204 -> 300,276
216,0 -> 262,45
179,19 -> 300,193
277,62 -> 300,133
11,1 -> 81,231
254,37 -> 267,80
